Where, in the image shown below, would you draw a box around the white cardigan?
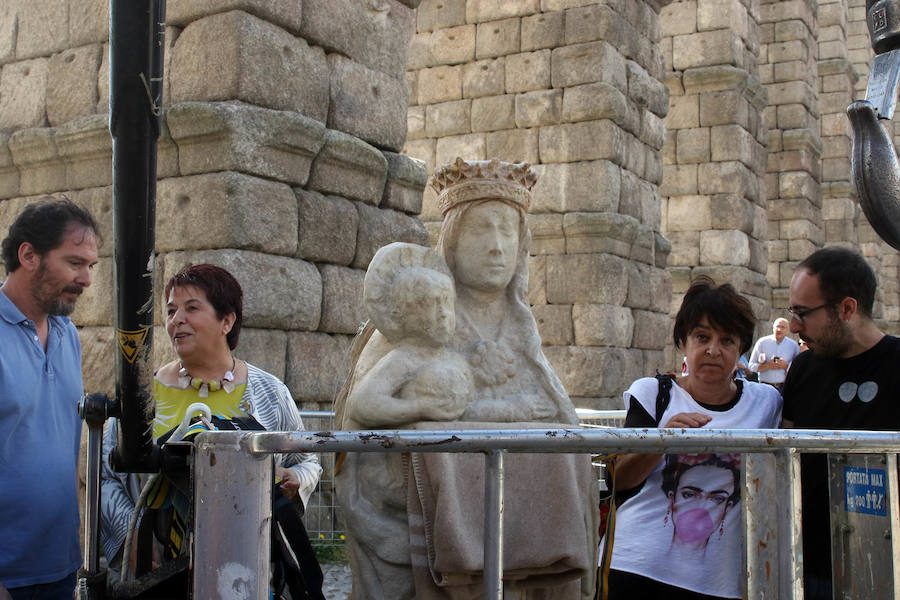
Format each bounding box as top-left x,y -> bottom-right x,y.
98,362 -> 322,561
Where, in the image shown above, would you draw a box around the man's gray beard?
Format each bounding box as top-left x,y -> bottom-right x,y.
31,264 -> 79,316
46,297 -> 76,317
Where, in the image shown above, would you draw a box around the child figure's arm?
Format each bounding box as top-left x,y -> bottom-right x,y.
346,348 -> 470,428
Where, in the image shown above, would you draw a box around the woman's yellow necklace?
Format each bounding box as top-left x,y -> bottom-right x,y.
177,358 -> 236,398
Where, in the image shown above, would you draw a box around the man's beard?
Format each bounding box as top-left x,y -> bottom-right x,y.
805,313 -> 852,358
31,262 -> 82,316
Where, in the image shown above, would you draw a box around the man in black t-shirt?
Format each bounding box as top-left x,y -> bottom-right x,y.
782,247 -> 900,600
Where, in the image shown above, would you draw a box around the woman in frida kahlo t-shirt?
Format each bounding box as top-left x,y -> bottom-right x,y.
604,277 -> 782,600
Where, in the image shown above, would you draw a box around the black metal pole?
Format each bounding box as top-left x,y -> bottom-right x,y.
109,0 -> 165,473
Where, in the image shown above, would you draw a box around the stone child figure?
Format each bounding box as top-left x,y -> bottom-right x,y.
343,242 -> 474,430
335,158 -> 597,600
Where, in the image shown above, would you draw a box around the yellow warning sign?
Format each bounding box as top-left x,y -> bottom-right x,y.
116,328 -> 149,364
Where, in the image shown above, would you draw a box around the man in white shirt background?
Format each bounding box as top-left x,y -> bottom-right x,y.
749,317 -> 800,390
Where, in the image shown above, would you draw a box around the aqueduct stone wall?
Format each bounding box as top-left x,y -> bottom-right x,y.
1,0 -> 899,412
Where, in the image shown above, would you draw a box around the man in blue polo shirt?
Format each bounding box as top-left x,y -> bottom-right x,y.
0,199 -> 99,599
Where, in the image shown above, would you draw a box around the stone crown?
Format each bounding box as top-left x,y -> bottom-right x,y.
431,157 -> 538,215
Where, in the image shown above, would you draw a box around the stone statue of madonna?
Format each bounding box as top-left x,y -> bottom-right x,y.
335,158 -> 598,600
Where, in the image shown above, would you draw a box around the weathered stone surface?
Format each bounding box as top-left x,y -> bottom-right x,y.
381,152 -> 427,214
167,102 -> 327,186
56,115 -> 112,190
15,0 -> 69,60
527,213 -> 565,255
486,129 -> 538,163
698,161 -> 759,202
407,105 -> 425,140
318,264 -> 365,334
353,203 -> 429,269
435,133 -> 487,166
564,212 -> 637,258
531,159 -> 619,213
546,253 -> 628,305
692,265 -> 769,299
539,120 -> 624,165
573,303 -> 633,347
673,29 -> 743,70
78,326 -> 115,396
462,58 -> 505,98
710,194 -> 755,233
0,58 -> 49,129
476,17 -> 521,59
666,95 -> 700,129
418,65 -> 463,104
531,304 -> 573,346
0,3 -> 16,64
329,54 -> 408,152
676,127 -> 710,164
95,42 -> 109,114
515,89 -> 562,127
426,99 -> 472,137
417,0 -> 467,32
551,41 -> 627,91
506,49 -> 552,92
405,139 -> 436,173
156,172 -> 297,254
641,109 -> 666,152
667,195 -> 711,231
169,11 -> 330,123
296,188 -> 359,266
561,82 -> 628,124
544,345 -> 642,398
167,0 -> 303,34
521,11 -> 564,51
631,309 -> 670,349
235,328 -> 288,381
163,249 -> 322,331
660,1 -> 697,37
285,331 -> 353,402
408,25 -> 476,70
301,0 -> 415,78
628,60 -> 669,118
69,0 -> 108,46
67,186 -> 113,256
307,129 -> 388,205
527,254 -> 546,305
700,229 -> 750,266
653,231 -> 671,270
46,44 -> 102,127
468,0 -> 539,22
471,95 -> 515,132
8,128 -> 64,195
666,230 -> 700,267
0,131 -> 19,199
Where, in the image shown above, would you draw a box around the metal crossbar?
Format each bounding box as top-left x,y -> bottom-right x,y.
297,409 -> 626,545
194,427 -> 900,600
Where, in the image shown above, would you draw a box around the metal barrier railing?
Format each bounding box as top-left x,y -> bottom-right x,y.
192,427 -> 900,600
297,409 -> 627,545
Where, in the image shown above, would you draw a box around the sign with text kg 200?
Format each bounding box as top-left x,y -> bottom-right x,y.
844,466 -> 887,516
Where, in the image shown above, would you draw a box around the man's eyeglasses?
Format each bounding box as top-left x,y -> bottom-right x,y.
787,304 -> 827,324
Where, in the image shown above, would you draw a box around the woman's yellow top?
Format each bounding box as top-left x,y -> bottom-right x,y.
153,378 -> 249,439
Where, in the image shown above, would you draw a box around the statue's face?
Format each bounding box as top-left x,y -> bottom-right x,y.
406,277 -> 456,346
451,201 -> 520,293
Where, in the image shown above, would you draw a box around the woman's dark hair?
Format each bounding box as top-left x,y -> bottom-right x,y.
165,264 -> 243,350
2,198 -> 101,273
661,454 -> 741,506
672,276 -> 756,355
798,247 -> 876,318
